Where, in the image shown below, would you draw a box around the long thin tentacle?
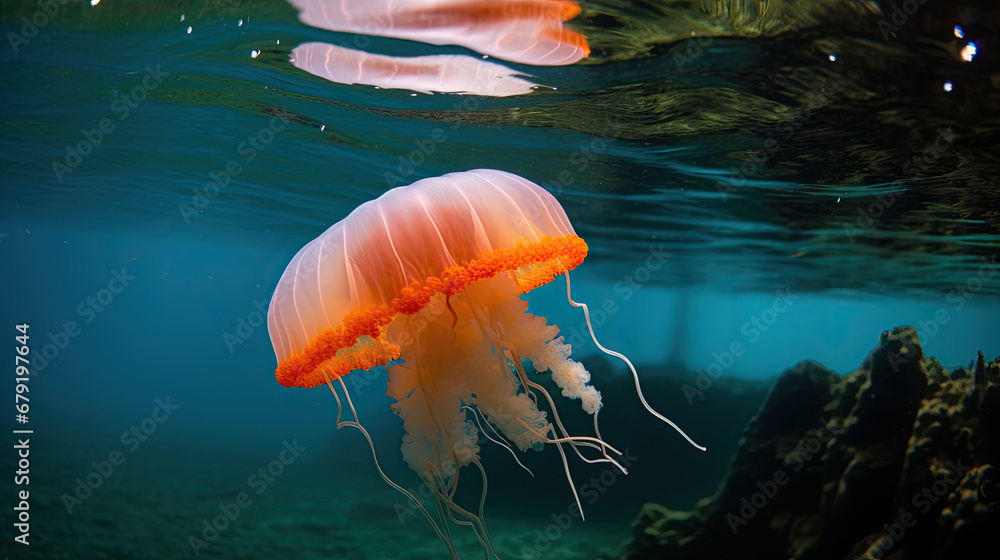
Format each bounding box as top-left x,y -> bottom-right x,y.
514,417 -> 626,463
507,350 -> 626,472
550,424 -> 586,521
563,270 -> 707,452
322,371 -> 460,560
426,462 -> 501,560
462,404 -> 534,477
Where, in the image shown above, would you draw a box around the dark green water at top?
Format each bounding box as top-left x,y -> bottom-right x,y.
2,0 -> 998,296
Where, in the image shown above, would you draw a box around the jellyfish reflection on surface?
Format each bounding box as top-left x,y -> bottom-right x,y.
285,0 -> 590,65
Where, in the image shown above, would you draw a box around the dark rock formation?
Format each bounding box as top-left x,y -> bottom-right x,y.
604,326 -> 999,560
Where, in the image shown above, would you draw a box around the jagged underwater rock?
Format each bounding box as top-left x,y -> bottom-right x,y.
605,326 -> 999,560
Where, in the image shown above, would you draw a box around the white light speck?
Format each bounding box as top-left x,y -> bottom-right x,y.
180,14 -> 185,22
186,26 -> 192,34
837,197 -> 841,203
238,19 -> 243,27
91,0 -> 100,5
276,39 -> 280,45
961,42 -> 977,62
954,26 -> 964,38
251,50 -> 259,58
320,125 -> 326,132
829,54 -> 836,61
944,81 -> 953,92
410,93 -> 417,96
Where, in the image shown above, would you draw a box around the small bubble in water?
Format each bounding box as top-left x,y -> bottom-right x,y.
180,14 -> 185,22
187,26 -> 192,34
251,50 -> 260,58
943,81 -> 953,92
961,42 -> 977,62
239,19 -> 244,27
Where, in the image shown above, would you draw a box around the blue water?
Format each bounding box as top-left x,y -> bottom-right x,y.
2,1 -> 999,559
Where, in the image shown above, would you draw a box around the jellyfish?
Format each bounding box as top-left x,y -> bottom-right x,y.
285,0 -> 590,66
267,169 -> 703,559
290,42 -> 540,96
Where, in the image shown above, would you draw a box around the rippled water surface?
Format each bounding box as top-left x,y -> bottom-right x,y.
4,0 -> 998,294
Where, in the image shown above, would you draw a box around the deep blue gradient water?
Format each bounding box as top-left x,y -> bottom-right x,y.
1,1 -> 999,559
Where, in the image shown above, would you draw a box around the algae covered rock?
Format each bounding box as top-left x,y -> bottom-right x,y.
607,326 -> 999,560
